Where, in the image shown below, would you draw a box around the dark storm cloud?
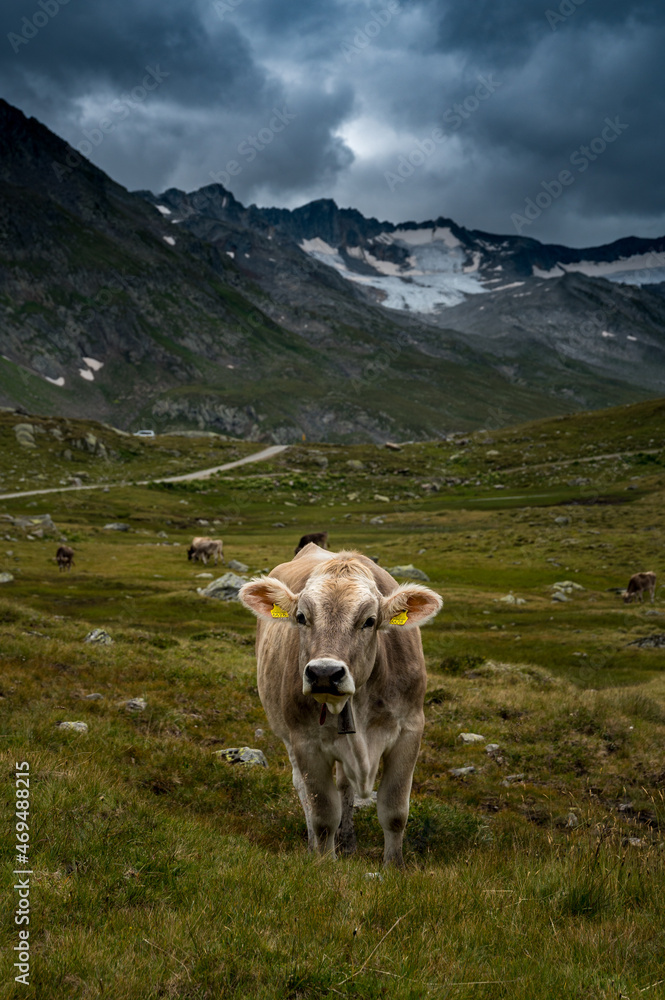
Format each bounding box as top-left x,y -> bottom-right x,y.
1,0 -> 664,244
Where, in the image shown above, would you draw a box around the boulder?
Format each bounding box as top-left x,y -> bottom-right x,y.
104,523 -> 130,532
346,459 -> 365,470
387,564 -> 430,581
13,514 -> 57,533
215,747 -> 267,767
83,628 -> 113,644
14,423 -> 36,448
228,559 -> 249,573
458,732 -> 485,744
0,572 -> 13,583
57,721 -> 88,733
199,572 -> 247,600
449,765 -> 476,777
125,697 -> 147,712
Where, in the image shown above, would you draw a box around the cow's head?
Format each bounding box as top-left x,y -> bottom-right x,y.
239,557 -> 442,716
187,546 -> 195,561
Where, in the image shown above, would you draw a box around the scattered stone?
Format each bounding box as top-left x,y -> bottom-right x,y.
254,728 -> 264,740
57,721 -> 88,733
552,580 -> 584,592
346,459 -> 365,470
449,765 -> 476,777
554,516 -> 571,526
617,802 -> 633,813
125,697 -> 147,712
83,629 -> 113,644
551,592 -> 569,603
624,837 -> 645,848
373,494 -> 390,503
369,516 -> 384,525
195,572 -> 214,579
485,743 -> 500,754
198,572 -> 247,600
13,514 -> 57,533
228,559 -> 249,573
499,593 -> 526,605
156,531 -> 168,538
271,522 -> 286,528
215,746 -> 267,767
84,693 -> 104,701
627,634 -> 665,648
501,773 -> 525,786
387,564 -> 429,581
104,523 -> 130,532
384,442 -> 402,451
0,572 -> 14,583
458,732 -> 485,744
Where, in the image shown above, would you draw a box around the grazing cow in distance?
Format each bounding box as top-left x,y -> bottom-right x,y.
56,545 -> 74,571
623,571 -> 657,603
294,531 -> 328,557
239,543 -> 443,867
187,537 -> 224,565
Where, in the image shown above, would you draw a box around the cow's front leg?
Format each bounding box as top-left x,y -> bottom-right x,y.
293,743 -> 340,858
377,727 -> 422,868
335,762 -> 357,856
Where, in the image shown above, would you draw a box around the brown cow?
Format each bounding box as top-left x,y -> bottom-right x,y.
239,543 -> 443,866
623,571 -> 656,603
187,537 -> 224,565
294,531 -> 328,557
56,545 -> 74,571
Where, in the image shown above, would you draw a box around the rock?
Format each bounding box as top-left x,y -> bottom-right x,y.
552,580 -> 584,591
215,746 -> 267,767
228,559 -> 249,573
554,516 -> 570,526
627,634 -> 665,649
0,572 -> 14,583
271,522 -> 286,528
14,423 -> 36,448
387,564 -> 430,581
83,629 -> 113,644
449,766 -> 476,777
499,593 -> 526,605
195,572 -> 214,578
501,773 -> 525,786
104,523 -> 130,532
346,459 -> 364,470
624,837 -> 645,847
199,572 -> 247,600
485,743 -> 500,753
84,693 -> 104,700
551,592 -> 568,603
156,531 -> 168,538
125,697 -> 147,712
13,514 -> 57,533
458,732 -> 485,744
57,721 -> 88,733
373,494 -> 390,503
254,728 -> 264,739
369,516 -> 384,525
384,442 -> 402,451
364,872 -> 383,880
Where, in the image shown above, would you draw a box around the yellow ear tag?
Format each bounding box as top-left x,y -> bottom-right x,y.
390,610 -> 409,625
271,604 -> 289,619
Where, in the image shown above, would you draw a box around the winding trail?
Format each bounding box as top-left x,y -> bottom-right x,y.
0,444 -> 288,501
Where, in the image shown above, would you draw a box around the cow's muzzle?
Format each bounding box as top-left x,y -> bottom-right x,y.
303,658 -> 355,713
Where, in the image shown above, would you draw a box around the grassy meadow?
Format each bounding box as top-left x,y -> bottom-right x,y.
1,400 -> 665,998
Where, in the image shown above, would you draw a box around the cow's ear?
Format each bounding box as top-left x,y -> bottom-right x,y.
379,584 -> 443,629
239,577 -> 299,621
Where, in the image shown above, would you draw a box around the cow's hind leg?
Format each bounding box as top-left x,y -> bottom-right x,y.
335,762 -> 357,856
377,729 -> 421,868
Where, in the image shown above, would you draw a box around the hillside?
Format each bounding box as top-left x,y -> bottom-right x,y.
1,99 -> 665,441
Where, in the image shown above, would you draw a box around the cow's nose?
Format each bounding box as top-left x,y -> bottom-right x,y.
304,659 -> 347,687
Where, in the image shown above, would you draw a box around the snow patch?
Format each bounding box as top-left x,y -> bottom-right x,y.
82,357 -> 104,371
45,376 -> 65,387
600,331 -> 615,338
490,281 -> 525,292
300,237 -> 337,256
163,236 -> 176,246
156,204 -> 171,216
226,251 -> 235,258
79,368 -> 94,382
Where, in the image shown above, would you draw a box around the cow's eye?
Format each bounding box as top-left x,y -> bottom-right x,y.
362,616 -> 376,630
296,612 -> 307,625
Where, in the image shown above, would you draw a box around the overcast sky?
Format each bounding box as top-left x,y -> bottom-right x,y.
3,0 -> 664,246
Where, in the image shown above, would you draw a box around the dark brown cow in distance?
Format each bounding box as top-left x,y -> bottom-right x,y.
623,571 -> 657,603
294,531 -> 328,557
239,543 -> 443,867
56,545 -> 74,571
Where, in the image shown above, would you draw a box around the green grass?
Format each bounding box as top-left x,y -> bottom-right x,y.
0,397 -> 664,997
